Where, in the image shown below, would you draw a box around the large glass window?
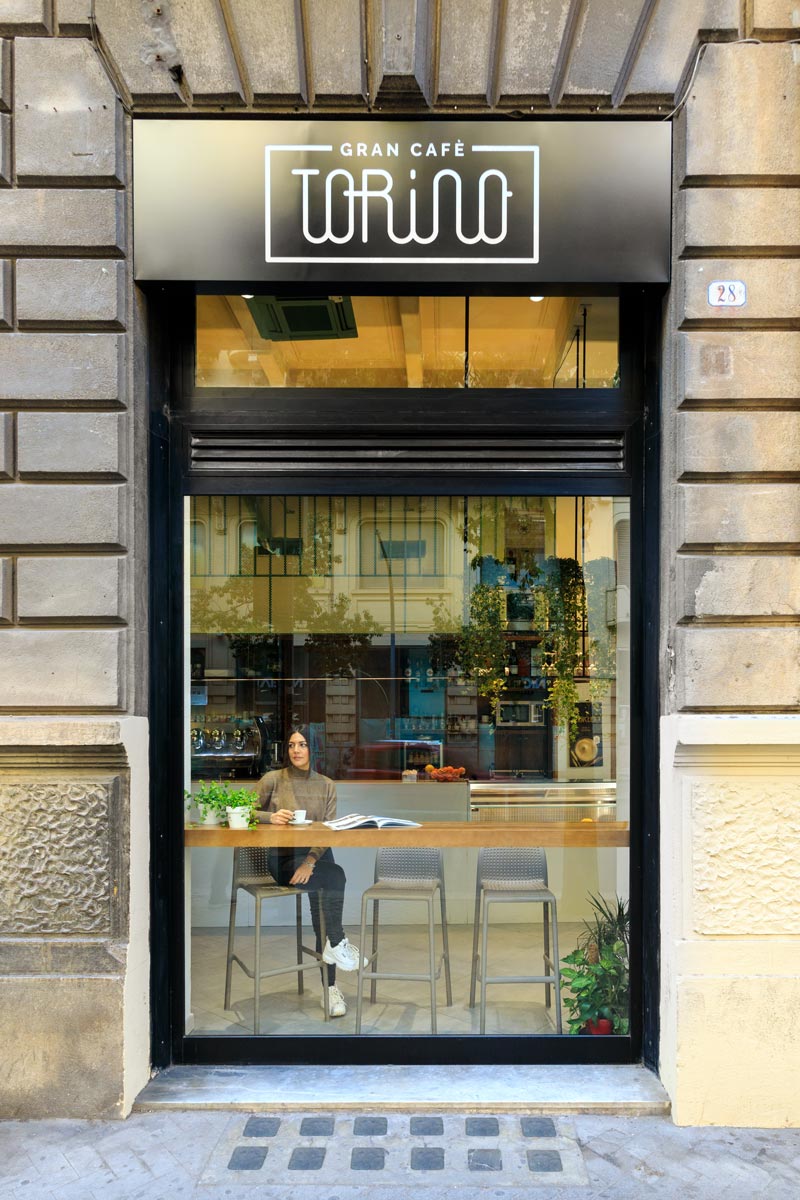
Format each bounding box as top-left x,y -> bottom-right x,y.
185,493 -> 630,1039
195,295 -> 619,389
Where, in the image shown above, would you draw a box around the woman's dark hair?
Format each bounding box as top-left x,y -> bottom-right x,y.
285,725 -> 311,765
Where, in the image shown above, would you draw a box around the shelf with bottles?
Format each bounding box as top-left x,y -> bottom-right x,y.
503,638 -> 545,683
398,715 -> 447,737
445,714 -> 479,737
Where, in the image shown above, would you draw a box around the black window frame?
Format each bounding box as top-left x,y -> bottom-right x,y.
148,282 -> 662,1070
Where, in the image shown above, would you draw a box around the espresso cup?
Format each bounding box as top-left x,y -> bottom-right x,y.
293,809 -> 307,823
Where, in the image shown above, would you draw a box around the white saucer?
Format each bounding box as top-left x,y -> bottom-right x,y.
291,819 -> 313,826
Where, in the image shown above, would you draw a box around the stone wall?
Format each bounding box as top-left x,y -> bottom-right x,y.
661,40 -> 800,1126
0,24 -> 149,1118
0,6 -> 798,1125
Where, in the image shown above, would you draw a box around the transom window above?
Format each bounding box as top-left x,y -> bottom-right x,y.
195,295 -> 619,390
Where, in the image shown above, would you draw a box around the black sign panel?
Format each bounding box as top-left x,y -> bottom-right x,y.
133,120 -> 671,284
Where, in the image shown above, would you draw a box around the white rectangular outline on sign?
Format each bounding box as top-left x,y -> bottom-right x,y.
264,144 -> 540,265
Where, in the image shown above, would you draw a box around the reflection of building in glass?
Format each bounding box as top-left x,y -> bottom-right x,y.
189,494 -> 627,787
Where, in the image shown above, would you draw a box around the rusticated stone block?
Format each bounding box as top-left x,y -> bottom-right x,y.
0,559 -> 10,623
0,412 -> 11,477
682,188 -> 800,253
0,333 -> 122,402
680,483 -> 800,545
225,0 -> 302,100
674,626 -> 800,708
14,39 -> 122,183
17,556 -> 123,620
680,556 -> 800,618
94,0 -> 243,105
0,260 -> 11,328
0,937 -> 126,974
0,629 -> 124,707
0,190 -> 124,252
17,413 -> 123,476
691,778 -> 800,934
0,778 -> 117,934
678,411 -> 800,475
0,484 -> 124,547
753,1 -> 799,34
684,44 -> 800,179
680,260 -> 800,324
682,331 -> 800,400
57,0 -> 92,33
17,260 -> 124,326
439,0 -> 495,96
0,40 -> 9,112
0,2 -> 50,35
0,976 -> 124,1118
0,112 -> 8,185
306,0 -> 364,98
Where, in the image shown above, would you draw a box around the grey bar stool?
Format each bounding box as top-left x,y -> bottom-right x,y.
355,848 -> 452,1034
468,847 -> 562,1035
224,847 -> 330,1031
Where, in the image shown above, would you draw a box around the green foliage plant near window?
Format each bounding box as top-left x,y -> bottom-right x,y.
185,780 -> 259,828
560,894 -> 630,1034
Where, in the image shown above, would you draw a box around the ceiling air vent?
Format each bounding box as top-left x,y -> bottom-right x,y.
244,295 -> 358,341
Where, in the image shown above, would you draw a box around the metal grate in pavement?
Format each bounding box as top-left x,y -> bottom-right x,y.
201,1111 -> 589,1188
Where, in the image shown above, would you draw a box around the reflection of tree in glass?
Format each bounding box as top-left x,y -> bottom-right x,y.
303,592 -> 382,678
425,554 -> 613,736
191,574 -> 381,679
534,558 -> 586,738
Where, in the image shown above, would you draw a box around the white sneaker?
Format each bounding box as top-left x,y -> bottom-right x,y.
322,936 -> 363,972
321,984 -> 347,1018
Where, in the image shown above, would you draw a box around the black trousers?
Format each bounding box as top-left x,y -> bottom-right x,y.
266,849 -> 346,986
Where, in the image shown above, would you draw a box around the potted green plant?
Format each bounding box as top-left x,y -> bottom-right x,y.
186,780 -> 258,829
560,893 -> 630,1035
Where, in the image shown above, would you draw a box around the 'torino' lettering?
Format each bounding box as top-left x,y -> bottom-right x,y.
291,166 -> 513,246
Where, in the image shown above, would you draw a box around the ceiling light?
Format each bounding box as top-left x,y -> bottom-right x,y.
529,296 -> 544,302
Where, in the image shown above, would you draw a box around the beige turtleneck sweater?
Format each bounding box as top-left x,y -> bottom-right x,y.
256,763 -> 337,861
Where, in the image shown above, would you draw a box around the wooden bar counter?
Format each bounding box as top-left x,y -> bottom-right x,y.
184,820 -> 629,849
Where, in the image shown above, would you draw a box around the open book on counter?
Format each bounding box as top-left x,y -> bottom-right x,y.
323,814 -> 422,830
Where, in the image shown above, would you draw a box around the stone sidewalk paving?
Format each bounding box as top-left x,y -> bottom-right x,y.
1,1111 -> 799,1200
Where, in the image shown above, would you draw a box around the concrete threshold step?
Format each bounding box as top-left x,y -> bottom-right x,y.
135,1063 -> 670,1116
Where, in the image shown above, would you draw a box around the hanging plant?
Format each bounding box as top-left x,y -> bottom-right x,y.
457,582 -> 509,709
528,557 -> 587,739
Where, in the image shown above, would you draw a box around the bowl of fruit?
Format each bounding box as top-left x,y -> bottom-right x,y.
424,764 -> 467,782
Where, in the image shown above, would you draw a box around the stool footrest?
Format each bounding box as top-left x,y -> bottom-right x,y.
230,945 -> 323,983
480,973 -> 558,985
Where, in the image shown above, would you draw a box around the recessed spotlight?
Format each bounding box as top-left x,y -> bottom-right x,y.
241,294 -> 254,299
529,296 -> 544,302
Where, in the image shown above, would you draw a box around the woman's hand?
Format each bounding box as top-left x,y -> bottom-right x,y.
290,859 -> 315,886
270,809 -> 294,825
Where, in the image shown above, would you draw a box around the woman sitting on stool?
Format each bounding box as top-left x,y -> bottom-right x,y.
255,726 -> 362,1018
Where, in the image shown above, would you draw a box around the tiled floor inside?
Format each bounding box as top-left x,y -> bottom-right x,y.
190,921 -> 582,1036
203,1112 -> 589,1188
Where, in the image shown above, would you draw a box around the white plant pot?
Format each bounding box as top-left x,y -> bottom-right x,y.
226,806 -> 251,830
200,809 -> 223,826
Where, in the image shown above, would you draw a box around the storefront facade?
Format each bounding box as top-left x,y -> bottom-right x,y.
0,3 -> 798,1126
